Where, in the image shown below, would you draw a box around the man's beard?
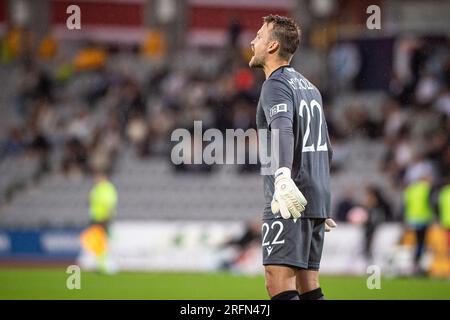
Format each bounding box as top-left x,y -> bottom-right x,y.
249,55 -> 264,68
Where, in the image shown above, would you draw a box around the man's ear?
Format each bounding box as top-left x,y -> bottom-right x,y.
267,40 -> 279,55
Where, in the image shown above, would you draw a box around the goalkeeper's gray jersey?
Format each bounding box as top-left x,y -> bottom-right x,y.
256,65 -> 332,219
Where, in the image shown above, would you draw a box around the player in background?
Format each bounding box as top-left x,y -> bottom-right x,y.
249,15 -> 336,300
83,171 -> 118,273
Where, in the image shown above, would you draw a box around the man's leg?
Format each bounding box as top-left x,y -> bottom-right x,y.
296,269 -> 319,293
296,219 -> 326,300
264,265 -> 299,300
296,269 -> 324,300
262,218 -> 311,300
414,225 -> 428,274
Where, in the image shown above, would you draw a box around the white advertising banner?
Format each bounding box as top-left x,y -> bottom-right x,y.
78,221 -> 408,275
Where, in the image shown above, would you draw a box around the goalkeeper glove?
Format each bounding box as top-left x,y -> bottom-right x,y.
271,167 -> 307,219
325,218 -> 337,232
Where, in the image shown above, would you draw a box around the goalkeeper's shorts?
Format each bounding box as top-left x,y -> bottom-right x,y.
262,218 -> 325,270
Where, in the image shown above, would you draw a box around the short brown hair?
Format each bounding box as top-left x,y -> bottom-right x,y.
263,15 -> 301,60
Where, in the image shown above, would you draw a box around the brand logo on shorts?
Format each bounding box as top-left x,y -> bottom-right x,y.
266,246 -> 274,256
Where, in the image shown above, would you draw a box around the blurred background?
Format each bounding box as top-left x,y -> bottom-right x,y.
0,0 -> 450,298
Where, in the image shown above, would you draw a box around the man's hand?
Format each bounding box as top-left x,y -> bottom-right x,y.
271,167 -> 307,219
325,218 -> 337,232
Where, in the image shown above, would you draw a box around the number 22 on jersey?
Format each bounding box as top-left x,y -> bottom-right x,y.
299,99 -> 328,153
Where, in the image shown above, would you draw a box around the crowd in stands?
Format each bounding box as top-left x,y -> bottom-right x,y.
1,29 -> 449,231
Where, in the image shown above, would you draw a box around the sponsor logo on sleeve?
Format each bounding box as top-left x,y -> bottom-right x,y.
269,103 -> 287,117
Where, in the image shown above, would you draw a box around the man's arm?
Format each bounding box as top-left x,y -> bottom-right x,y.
260,79 -> 306,219
270,117 -> 294,170
260,79 -> 295,170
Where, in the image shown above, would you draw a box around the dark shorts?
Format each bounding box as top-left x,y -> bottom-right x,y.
262,218 -> 325,270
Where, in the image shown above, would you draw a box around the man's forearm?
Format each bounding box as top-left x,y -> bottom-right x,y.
270,117 -> 294,170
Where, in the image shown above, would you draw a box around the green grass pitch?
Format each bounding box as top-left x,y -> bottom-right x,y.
0,268 -> 449,300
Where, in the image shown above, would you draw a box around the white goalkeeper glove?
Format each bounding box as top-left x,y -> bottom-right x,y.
325,218 -> 337,232
271,167 -> 307,219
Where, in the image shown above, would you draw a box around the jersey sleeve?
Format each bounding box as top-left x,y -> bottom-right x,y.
260,79 -> 294,126
270,116 -> 294,170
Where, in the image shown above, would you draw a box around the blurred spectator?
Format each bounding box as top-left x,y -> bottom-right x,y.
391,37 -> 425,106
29,129 -> 51,179
343,104 -> 381,139
38,35 -> 58,60
438,145 -> 450,181
334,189 -> 357,222
362,185 -> 393,262
383,124 -> 414,187
382,98 -> 408,144
219,220 -> 261,271
404,154 -> 435,186
415,72 -> 440,106
66,110 -> 93,145
172,129 -> 214,174
15,61 -> 53,115
328,42 -> 361,92
434,85 -> 450,117
88,124 -> 121,174
62,137 -> 88,176
141,29 -> 167,59
73,46 -> 107,72
126,112 -> 148,156
227,18 -> 242,49
0,126 -> 25,159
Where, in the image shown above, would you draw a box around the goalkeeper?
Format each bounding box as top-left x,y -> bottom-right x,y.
249,15 -> 336,300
